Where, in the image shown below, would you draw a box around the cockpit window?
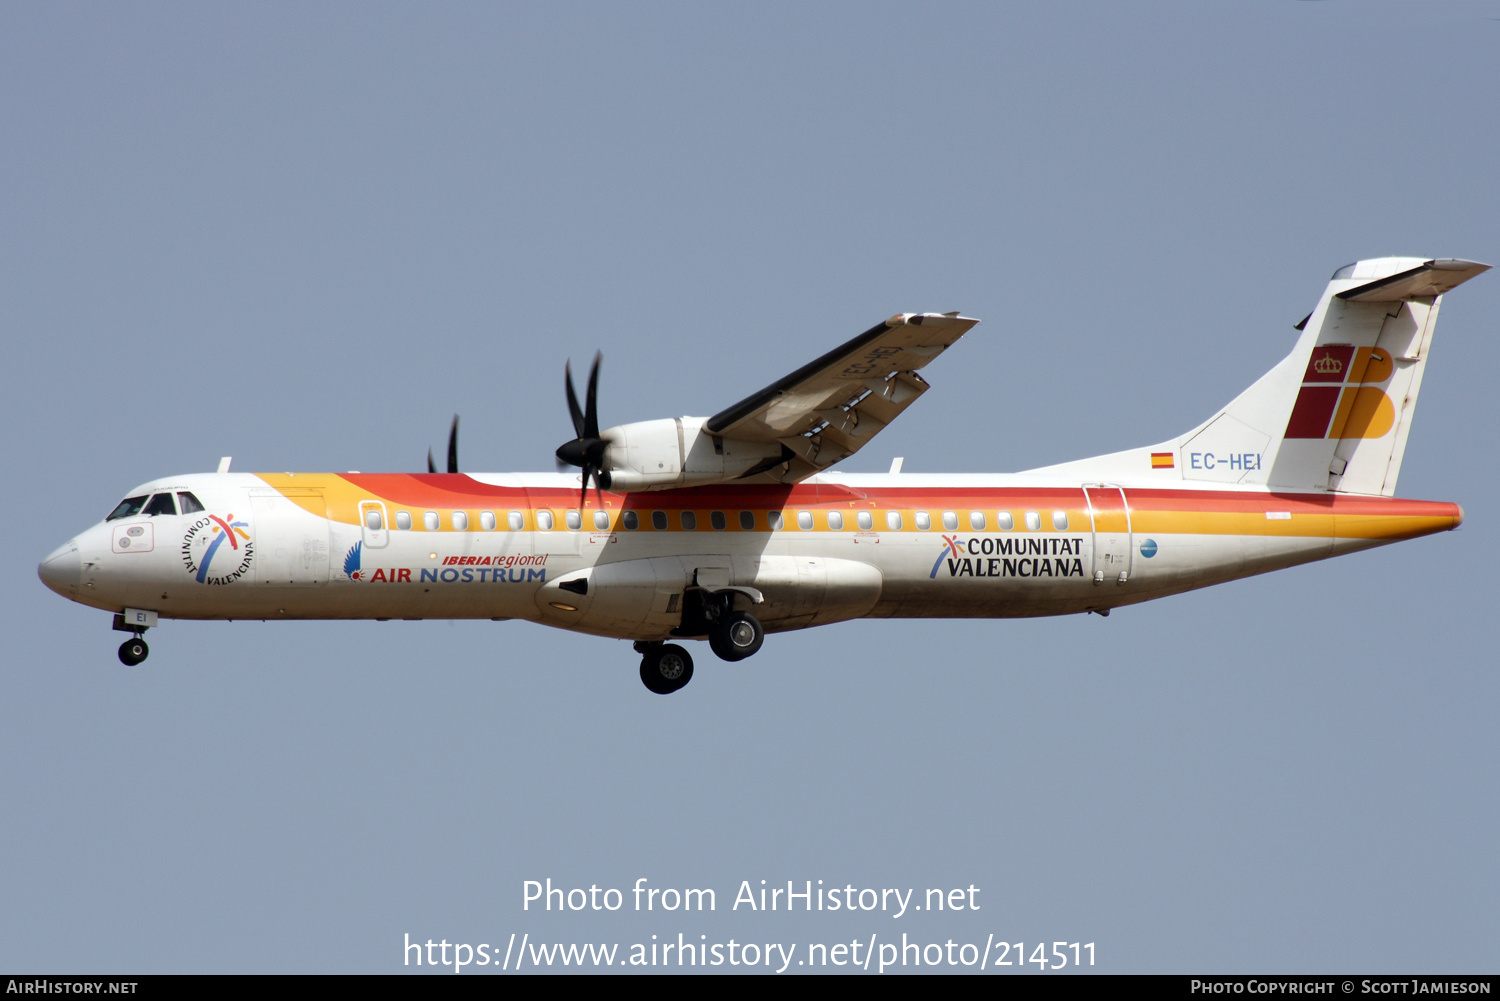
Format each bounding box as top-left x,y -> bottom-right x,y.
177,492 -> 205,514
143,493 -> 177,516
107,496 -> 148,521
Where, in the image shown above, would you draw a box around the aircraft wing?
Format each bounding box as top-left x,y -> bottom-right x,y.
705,312 -> 978,480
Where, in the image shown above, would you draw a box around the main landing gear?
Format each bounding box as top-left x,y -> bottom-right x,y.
635,593 -> 767,694
112,612 -> 150,666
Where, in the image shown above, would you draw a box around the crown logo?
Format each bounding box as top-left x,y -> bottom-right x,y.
1313,355 -> 1343,375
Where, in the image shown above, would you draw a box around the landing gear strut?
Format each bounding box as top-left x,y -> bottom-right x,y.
638,642 -> 694,695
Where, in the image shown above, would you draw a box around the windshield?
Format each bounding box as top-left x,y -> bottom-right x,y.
106,496 -> 148,521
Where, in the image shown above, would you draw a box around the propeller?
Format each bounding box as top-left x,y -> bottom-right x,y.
427,415 -> 459,474
554,353 -> 611,509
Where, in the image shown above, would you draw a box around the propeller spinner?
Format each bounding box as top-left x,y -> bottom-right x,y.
555,353 -> 611,509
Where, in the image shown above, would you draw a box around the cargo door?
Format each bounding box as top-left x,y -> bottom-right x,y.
251,490 -> 331,585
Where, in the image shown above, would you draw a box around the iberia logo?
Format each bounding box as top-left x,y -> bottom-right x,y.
930,534 -> 964,578
182,513 -> 253,585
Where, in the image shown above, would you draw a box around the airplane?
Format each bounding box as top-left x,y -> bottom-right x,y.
38,256 -> 1487,693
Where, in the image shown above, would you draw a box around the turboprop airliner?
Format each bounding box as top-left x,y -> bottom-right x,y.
38,257 -> 1485,693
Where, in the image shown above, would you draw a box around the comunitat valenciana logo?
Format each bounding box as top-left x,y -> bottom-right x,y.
181,513 -> 253,585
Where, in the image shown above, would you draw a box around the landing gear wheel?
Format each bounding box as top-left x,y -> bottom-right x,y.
118,638 -> 149,666
709,610 -> 764,662
640,643 -> 694,694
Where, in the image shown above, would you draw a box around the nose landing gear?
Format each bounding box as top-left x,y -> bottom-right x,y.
112,611 -> 152,666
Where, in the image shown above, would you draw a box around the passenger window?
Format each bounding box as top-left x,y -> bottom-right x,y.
710,511 -> 727,530
593,510 -> 610,530
366,509 -> 384,531
479,511 -> 496,531
797,511 -> 813,530
681,511 -> 698,530
1052,510 -> 1069,531
739,511 -> 755,530
886,511 -> 903,531
424,511 -> 440,532
1024,511 -> 1041,531
827,511 -> 843,530
768,511 -> 784,531
856,511 -> 873,530
565,510 -> 581,530
942,511 -> 958,530
996,511 -> 1014,531
176,492 -> 205,514
915,511 -> 931,531
970,511 -> 987,531
508,511 -> 525,531
452,511 -> 469,531
536,509 -> 554,530
396,511 -> 412,531
651,510 -> 668,530
623,510 -> 639,530
143,493 -> 177,516
107,496 -> 149,521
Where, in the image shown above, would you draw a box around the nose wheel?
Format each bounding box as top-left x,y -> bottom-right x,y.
118,637 -> 149,666
639,643 -> 694,694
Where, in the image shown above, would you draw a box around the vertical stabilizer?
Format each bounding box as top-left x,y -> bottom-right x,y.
1026,257 -> 1488,494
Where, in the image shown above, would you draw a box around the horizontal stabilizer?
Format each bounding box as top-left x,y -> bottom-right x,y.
1337,259 -> 1490,302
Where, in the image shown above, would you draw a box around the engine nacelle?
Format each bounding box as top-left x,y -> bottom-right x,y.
599,417 -> 787,491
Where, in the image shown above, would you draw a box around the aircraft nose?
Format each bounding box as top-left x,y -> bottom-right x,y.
38,540 -> 81,598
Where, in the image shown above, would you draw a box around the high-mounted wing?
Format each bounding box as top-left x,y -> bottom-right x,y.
705,312 -> 978,480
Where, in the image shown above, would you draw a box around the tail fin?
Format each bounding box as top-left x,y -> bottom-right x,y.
1030,257 -> 1489,495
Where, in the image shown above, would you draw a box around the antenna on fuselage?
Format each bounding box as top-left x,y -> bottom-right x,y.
216,457 -> 231,473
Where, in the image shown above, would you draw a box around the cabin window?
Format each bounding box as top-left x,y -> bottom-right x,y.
739,511 -> 755,530
710,511 -> 727,531
395,511 -> 412,531
107,496 -> 149,521
622,510 -> 639,530
565,509 -> 581,530
423,511 -> 440,532
536,509 -> 554,530
856,511 -> 873,530
768,511 -> 784,531
508,511 -> 525,531
452,511 -> 469,531
176,492 -> 205,514
479,511 -> 496,531
827,511 -> 843,530
681,511 -> 698,530
942,511 -> 958,530
593,510 -> 610,530
969,511 -> 987,531
651,510 -> 668,530
1024,510 -> 1041,531
886,511 -> 903,531
996,511 -> 1014,531
1052,510 -> 1069,531
365,509 -> 384,531
143,493 -> 177,516
915,511 -> 931,531
797,511 -> 813,530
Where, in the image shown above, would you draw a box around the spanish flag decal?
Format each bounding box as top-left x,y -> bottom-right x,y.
1151,452 -> 1175,469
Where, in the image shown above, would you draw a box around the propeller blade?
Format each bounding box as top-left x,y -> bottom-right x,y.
446,415 -> 460,474
564,362 -> 586,439
580,466 -> 590,512
427,448 -> 437,474
584,352 -> 601,439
